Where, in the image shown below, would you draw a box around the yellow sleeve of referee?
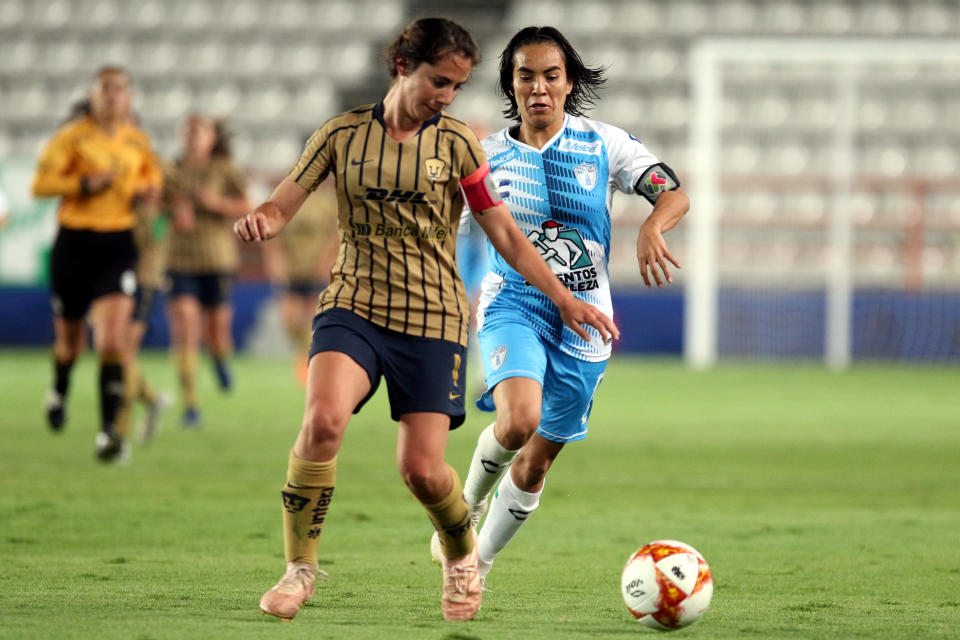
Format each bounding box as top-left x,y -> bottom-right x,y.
32,123 -> 84,199
137,143 -> 163,193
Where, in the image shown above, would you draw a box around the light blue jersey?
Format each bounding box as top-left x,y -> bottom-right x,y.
468,114 -> 661,362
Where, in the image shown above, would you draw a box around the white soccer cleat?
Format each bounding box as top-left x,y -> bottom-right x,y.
138,391 -> 173,443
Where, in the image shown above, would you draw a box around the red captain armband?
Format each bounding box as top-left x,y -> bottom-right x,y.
460,161 -> 502,214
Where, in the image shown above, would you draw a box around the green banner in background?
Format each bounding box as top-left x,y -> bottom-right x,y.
0,157 -> 58,286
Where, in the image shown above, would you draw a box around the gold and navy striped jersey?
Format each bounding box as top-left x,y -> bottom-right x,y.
290,102 -> 487,347
164,158 -> 246,274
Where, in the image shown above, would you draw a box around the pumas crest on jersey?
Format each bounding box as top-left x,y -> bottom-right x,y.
424,157 -> 446,183
574,161 -> 598,190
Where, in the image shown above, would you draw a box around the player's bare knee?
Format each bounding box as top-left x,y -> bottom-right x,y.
54,338 -> 80,361
397,459 -> 443,499
98,335 -> 126,355
497,408 -> 539,449
300,410 -> 346,450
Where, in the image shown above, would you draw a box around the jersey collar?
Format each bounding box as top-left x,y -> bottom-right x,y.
505,113 -> 569,154
373,101 -> 443,134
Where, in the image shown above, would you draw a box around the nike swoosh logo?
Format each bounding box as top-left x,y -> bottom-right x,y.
350,158 -> 371,166
449,393 -> 462,400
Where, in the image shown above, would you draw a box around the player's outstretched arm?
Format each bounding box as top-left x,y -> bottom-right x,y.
233,177 -> 309,243
473,203 -> 620,343
637,188 -> 689,288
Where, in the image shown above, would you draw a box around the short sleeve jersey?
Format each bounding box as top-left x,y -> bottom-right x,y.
473,115 -> 661,362
32,117 -> 161,232
164,158 -> 246,274
289,102 -> 487,347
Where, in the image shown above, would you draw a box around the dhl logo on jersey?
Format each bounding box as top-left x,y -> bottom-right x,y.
361,187 -> 429,204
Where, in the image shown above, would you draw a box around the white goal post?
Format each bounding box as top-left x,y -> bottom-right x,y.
686,37 -> 960,369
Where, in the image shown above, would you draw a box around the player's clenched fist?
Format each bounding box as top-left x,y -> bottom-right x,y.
234,212 -> 277,242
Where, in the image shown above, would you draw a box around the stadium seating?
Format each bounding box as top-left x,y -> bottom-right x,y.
1,0 -> 957,300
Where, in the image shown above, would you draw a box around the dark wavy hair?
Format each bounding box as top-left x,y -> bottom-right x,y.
178,114 -> 233,160
498,26 -> 605,122
384,17 -> 481,78
211,118 -> 232,158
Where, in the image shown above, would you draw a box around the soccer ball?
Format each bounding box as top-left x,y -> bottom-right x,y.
621,540 -> 713,630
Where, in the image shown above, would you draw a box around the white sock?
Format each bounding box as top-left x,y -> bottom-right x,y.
477,471 -> 542,570
462,422 -> 518,507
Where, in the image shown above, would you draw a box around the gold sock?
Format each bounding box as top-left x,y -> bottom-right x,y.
422,466 -> 474,560
113,360 -> 138,438
282,452 -> 337,566
137,369 -> 156,405
174,347 -> 198,409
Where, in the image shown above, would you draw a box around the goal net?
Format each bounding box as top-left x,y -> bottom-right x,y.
685,38 -> 960,368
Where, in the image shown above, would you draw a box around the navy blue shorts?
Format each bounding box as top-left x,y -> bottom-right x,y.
168,272 -> 234,308
309,308 -> 468,429
132,286 -> 161,324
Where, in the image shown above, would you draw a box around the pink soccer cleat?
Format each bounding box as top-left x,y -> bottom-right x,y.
259,562 -> 322,621
440,528 -> 482,621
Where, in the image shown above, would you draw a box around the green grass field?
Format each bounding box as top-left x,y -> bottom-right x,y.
1,349 -> 958,639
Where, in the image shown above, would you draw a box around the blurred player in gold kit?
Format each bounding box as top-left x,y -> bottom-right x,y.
164,115 -> 250,427
261,175 -> 338,384
234,17 -> 616,624
114,181 -> 173,443
32,66 -> 161,462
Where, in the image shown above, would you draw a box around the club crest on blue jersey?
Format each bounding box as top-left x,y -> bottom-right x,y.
490,345 -> 507,370
574,161 -> 598,190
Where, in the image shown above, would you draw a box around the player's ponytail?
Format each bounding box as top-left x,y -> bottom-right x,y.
211,118 -> 233,159
63,99 -> 92,124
